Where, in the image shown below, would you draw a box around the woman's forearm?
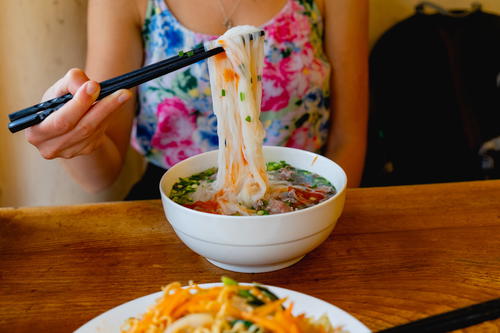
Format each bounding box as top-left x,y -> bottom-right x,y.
325,135 -> 367,187
323,0 -> 369,187
325,52 -> 369,187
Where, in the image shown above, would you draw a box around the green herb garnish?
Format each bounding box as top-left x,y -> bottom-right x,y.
178,50 -> 184,57
169,168 -> 217,204
240,92 -> 245,101
266,160 -> 290,171
221,89 -> 226,97
245,115 -> 251,122
222,276 -> 238,286
230,320 -> 254,328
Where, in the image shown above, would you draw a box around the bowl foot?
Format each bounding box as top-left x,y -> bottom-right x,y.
205,256 -> 304,273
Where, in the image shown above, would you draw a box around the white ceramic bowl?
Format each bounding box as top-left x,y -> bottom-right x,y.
159,146 -> 347,273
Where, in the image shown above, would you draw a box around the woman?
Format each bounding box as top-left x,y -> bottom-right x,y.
25,0 -> 368,199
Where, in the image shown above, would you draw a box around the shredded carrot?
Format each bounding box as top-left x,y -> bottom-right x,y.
171,291 -> 219,318
241,312 -> 288,333
241,147 -> 248,165
159,289 -> 189,317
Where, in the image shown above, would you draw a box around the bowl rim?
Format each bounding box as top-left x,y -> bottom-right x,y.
159,146 -> 347,220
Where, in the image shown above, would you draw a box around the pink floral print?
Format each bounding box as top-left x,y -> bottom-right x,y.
163,140 -> 202,166
266,0 -> 311,45
151,97 -> 202,165
261,60 -> 291,111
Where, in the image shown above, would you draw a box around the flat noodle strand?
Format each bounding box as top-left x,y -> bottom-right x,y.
206,26 -> 268,215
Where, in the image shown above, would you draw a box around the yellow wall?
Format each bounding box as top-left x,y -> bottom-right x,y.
1,0 -> 499,207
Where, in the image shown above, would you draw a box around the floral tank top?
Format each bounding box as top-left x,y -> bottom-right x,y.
132,0 -> 331,169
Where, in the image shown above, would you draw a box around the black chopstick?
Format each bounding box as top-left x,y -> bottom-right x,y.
8,47 -> 220,133
377,298 -> 500,333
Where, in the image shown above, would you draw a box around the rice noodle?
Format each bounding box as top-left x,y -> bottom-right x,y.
205,26 -> 268,215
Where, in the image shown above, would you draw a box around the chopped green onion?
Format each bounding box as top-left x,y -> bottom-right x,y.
238,289 -> 252,298
187,50 -> 194,56
221,89 -> 226,97
230,320 -> 254,328
222,276 -> 238,286
245,115 -> 251,122
256,286 -> 279,301
266,160 -> 290,171
240,92 -> 245,101
178,50 -> 184,57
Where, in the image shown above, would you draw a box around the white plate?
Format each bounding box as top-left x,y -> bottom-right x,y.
75,283 -> 371,333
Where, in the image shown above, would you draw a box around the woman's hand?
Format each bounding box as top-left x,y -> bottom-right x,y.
25,68 -> 131,160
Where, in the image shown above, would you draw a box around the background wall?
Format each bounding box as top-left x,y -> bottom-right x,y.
0,0 -> 143,207
1,0 -> 499,207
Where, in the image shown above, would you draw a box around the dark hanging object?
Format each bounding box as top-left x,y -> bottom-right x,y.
362,2 -> 500,186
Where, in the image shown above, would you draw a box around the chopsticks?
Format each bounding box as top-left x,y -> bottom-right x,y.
8,30 -> 265,133
7,45 -> 221,133
376,298 -> 500,333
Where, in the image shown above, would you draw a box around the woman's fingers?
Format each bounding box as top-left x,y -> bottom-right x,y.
42,68 -> 90,101
26,67 -> 132,160
53,89 -> 131,148
27,80 -> 101,142
29,67 -> 97,143
66,68 -> 92,95
27,89 -> 131,159
75,89 -> 131,137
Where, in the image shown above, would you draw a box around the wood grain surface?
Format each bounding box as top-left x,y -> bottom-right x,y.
1,180 -> 499,332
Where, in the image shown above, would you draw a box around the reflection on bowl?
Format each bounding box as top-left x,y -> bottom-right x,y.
159,146 -> 347,273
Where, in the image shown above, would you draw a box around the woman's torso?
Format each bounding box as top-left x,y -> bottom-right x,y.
133,0 -> 331,168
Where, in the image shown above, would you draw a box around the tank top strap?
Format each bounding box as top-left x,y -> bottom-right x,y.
145,0 -> 167,21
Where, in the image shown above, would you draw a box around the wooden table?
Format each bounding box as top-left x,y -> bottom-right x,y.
1,180 -> 499,332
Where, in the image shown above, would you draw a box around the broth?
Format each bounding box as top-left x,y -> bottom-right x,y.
169,161 -> 336,215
